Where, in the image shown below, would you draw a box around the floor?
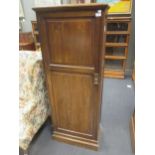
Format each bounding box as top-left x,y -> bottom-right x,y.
22,78 -> 135,155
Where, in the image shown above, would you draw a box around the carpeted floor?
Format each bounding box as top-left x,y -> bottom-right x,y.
22,78 -> 135,155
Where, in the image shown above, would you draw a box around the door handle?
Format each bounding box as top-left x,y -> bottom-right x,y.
93,73 -> 99,85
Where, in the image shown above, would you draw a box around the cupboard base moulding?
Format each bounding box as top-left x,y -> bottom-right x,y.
52,124 -> 103,151
52,132 -> 99,150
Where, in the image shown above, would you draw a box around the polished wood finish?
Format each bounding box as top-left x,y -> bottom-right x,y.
104,70 -> 124,79
19,32 -> 35,51
33,4 -> 109,150
105,31 -> 130,35
106,42 -> 128,47
105,55 -> 126,60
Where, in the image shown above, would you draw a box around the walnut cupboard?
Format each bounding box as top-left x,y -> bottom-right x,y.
33,4 -> 109,150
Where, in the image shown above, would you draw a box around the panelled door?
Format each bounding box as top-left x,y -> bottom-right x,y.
37,9 -> 104,141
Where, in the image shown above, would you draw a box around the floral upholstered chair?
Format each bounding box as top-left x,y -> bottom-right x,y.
19,51 -> 49,154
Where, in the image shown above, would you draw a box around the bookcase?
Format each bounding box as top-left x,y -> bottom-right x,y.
104,15 -> 132,78
31,21 -> 41,50
102,0 -> 133,78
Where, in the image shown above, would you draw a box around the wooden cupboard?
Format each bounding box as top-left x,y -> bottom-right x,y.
33,4 -> 109,150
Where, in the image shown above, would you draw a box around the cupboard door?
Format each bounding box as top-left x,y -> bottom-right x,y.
40,17 -> 102,139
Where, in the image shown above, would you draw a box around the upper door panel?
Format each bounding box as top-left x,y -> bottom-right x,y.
45,18 -> 95,66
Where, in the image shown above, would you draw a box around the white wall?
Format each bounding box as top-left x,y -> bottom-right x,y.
20,0 -> 63,32
20,0 -> 36,32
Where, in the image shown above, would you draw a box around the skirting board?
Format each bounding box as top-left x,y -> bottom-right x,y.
129,113 -> 135,153
52,124 -> 103,151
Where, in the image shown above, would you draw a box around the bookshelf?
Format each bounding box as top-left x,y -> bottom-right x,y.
102,0 -> 133,78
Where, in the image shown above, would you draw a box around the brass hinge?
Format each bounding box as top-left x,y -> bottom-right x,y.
104,25 -> 106,32
94,73 -> 99,85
